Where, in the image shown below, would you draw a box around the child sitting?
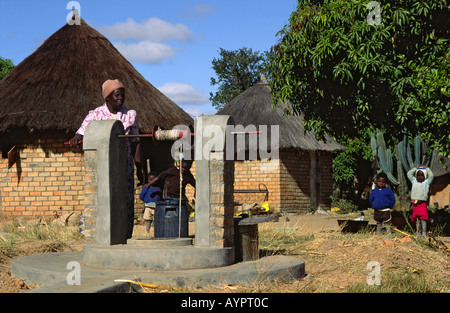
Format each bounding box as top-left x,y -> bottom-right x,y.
369,172 -> 396,233
140,171 -> 162,233
407,166 -> 434,237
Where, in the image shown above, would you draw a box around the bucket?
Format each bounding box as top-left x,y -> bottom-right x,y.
154,199 -> 188,238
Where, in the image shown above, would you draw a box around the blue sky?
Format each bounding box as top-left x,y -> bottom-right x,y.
0,0 -> 298,117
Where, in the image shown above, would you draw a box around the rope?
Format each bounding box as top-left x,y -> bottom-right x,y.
178,144 -> 183,238
155,129 -> 180,141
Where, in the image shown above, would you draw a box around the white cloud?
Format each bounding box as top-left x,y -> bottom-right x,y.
99,17 -> 194,43
182,106 -> 205,118
183,4 -> 217,19
99,17 -> 194,64
113,41 -> 176,64
157,82 -> 210,105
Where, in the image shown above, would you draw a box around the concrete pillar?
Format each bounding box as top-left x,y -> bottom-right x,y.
82,120 -> 128,246
194,115 -> 235,248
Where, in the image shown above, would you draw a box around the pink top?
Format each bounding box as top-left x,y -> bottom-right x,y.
76,103 -> 139,143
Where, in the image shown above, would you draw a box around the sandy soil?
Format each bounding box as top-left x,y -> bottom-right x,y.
1,213 -> 449,293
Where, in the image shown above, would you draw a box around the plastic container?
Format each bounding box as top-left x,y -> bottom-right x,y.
154,199 -> 188,238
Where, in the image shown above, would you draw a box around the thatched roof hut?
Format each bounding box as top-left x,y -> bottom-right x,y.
432,156 -> 450,178
0,17 -> 193,147
0,15 -> 194,218
217,76 -> 345,153
430,156 -> 450,208
216,76 -> 344,213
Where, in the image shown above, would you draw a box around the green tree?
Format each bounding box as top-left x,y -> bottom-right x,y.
269,0 -> 449,156
0,57 -> 15,80
210,47 -> 272,110
332,134 -> 373,193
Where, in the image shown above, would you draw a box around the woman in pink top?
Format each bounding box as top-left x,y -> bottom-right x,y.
69,79 -> 139,239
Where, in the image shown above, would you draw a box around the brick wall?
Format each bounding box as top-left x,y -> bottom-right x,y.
208,152 -> 234,247
280,150 -> 334,212
1,138 -> 335,218
234,160 -> 280,209
319,152 -> 334,209
0,137 -> 85,218
0,137 -> 147,219
233,150 -> 334,213
279,150 -> 311,212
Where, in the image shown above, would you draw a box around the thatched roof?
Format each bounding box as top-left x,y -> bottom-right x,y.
0,17 -> 193,138
217,76 -> 345,152
432,156 -> 450,178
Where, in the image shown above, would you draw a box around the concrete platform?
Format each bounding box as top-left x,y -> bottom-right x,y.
12,251 -> 305,293
82,238 -> 236,271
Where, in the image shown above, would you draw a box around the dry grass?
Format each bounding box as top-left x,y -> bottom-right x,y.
185,213 -> 450,293
0,218 -> 85,293
1,213 -> 449,293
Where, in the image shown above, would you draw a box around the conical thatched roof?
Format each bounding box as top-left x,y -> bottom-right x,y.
217,76 -> 345,152
0,18 -> 193,138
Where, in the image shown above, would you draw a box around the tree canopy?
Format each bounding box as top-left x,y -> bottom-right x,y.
210,47 -> 271,110
269,0 -> 449,156
0,57 -> 15,80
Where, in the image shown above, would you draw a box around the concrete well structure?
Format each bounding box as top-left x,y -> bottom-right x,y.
81,116 -> 236,270
11,116 -> 305,291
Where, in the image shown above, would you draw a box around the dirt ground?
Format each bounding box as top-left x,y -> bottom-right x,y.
0,238 -> 84,293
1,213 -> 449,293
250,213 -> 449,293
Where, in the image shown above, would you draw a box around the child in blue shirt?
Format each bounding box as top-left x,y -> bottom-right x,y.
369,172 -> 396,233
140,172 -> 162,233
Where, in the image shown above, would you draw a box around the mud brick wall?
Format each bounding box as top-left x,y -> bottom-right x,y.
0,136 -> 147,220
1,137 -> 335,218
234,160 -> 280,209
318,152 -> 334,209
232,150 -> 334,213
0,137 -> 85,218
279,150 -> 312,212
430,175 -> 450,208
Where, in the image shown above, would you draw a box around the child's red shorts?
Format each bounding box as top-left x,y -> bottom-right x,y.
411,202 -> 428,221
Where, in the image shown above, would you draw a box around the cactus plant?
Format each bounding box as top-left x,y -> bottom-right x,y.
371,130 -> 398,185
370,129 -> 437,211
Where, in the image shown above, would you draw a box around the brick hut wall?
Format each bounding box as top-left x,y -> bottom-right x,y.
0,137 -> 85,218
145,150 -> 335,215
0,136 -> 335,219
232,150 -> 335,214
0,136 -> 152,220
233,160 -> 280,210
318,152 -> 334,209
279,150 -> 334,212
279,150 -> 311,212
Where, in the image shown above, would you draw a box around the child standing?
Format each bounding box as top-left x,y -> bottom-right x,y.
140,172 -> 162,233
369,172 -> 396,233
407,166 -> 434,237
147,160 -> 196,200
